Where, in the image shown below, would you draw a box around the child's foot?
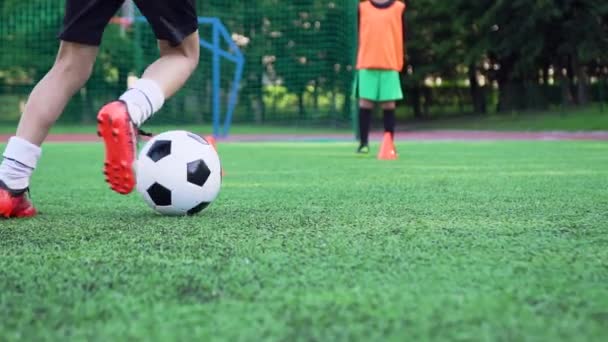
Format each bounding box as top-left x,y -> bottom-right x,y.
97,101 -> 138,195
357,144 -> 370,155
0,181 -> 37,218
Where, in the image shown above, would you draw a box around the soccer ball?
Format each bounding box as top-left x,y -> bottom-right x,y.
135,130 -> 222,216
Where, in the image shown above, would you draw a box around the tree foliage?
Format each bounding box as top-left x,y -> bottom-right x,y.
1,0 -> 607,122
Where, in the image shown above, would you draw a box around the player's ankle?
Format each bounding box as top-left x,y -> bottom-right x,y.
119,78 -> 165,126
0,172 -> 30,191
0,178 -> 28,194
0,136 -> 40,191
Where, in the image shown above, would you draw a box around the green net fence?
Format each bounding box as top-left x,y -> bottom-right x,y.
4,1 -> 606,132
0,0 -> 359,128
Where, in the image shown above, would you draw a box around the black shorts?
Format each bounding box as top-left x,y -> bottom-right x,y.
58,0 -> 197,46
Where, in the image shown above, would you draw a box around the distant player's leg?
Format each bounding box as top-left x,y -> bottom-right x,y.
358,99 -> 374,154
98,0 -> 199,195
378,70 -> 403,154
357,70 -> 382,154
378,71 -> 403,135
382,101 -> 396,140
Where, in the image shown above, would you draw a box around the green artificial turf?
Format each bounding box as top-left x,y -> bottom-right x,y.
1,141 -> 607,341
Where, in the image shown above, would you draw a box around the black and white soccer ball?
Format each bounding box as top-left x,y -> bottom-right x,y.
135,130 -> 222,216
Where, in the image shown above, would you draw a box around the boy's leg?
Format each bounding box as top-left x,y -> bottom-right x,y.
2,42 -> 98,193
1,42 -> 97,200
98,0 -> 199,194
2,42 -> 96,192
0,0 -> 123,218
118,32 -> 200,127
126,0 -> 199,125
16,43 -> 98,146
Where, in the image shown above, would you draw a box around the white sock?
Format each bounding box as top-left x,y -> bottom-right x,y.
119,78 -> 165,127
0,137 -> 42,190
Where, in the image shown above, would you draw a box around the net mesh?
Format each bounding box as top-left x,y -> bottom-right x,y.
0,0 -> 358,128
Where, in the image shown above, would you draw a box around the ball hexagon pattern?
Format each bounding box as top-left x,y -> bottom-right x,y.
146,140 -> 172,162
187,160 -> 211,187
147,183 -> 172,206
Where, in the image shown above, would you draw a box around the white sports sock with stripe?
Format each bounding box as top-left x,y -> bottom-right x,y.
119,78 -> 165,127
0,136 -> 42,190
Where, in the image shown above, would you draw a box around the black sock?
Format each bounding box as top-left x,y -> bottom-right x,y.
359,108 -> 372,146
383,109 -> 396,138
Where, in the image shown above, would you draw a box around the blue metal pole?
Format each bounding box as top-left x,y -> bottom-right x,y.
199,39 -> 240,63
224,58 -> 244,137
212,23 -> 221,138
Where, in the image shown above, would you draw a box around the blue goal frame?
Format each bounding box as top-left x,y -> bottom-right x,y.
134,16 -> 244,138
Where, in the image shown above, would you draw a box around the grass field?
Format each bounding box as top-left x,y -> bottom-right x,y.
1,140 -> 608,341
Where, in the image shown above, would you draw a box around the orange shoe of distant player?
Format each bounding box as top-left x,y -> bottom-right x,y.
97,101 -> 138,195
0,181 -> 37,218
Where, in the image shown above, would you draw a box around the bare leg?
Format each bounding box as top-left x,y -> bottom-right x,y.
16,42 -> 97,145
381,101 -> 396,110
142,31 -> 200,98
120,31 -> 200,127
359,99 -> 374,110
0,41 -> 97,191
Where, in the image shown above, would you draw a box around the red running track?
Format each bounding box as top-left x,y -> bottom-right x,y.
1,130 -> 608,143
